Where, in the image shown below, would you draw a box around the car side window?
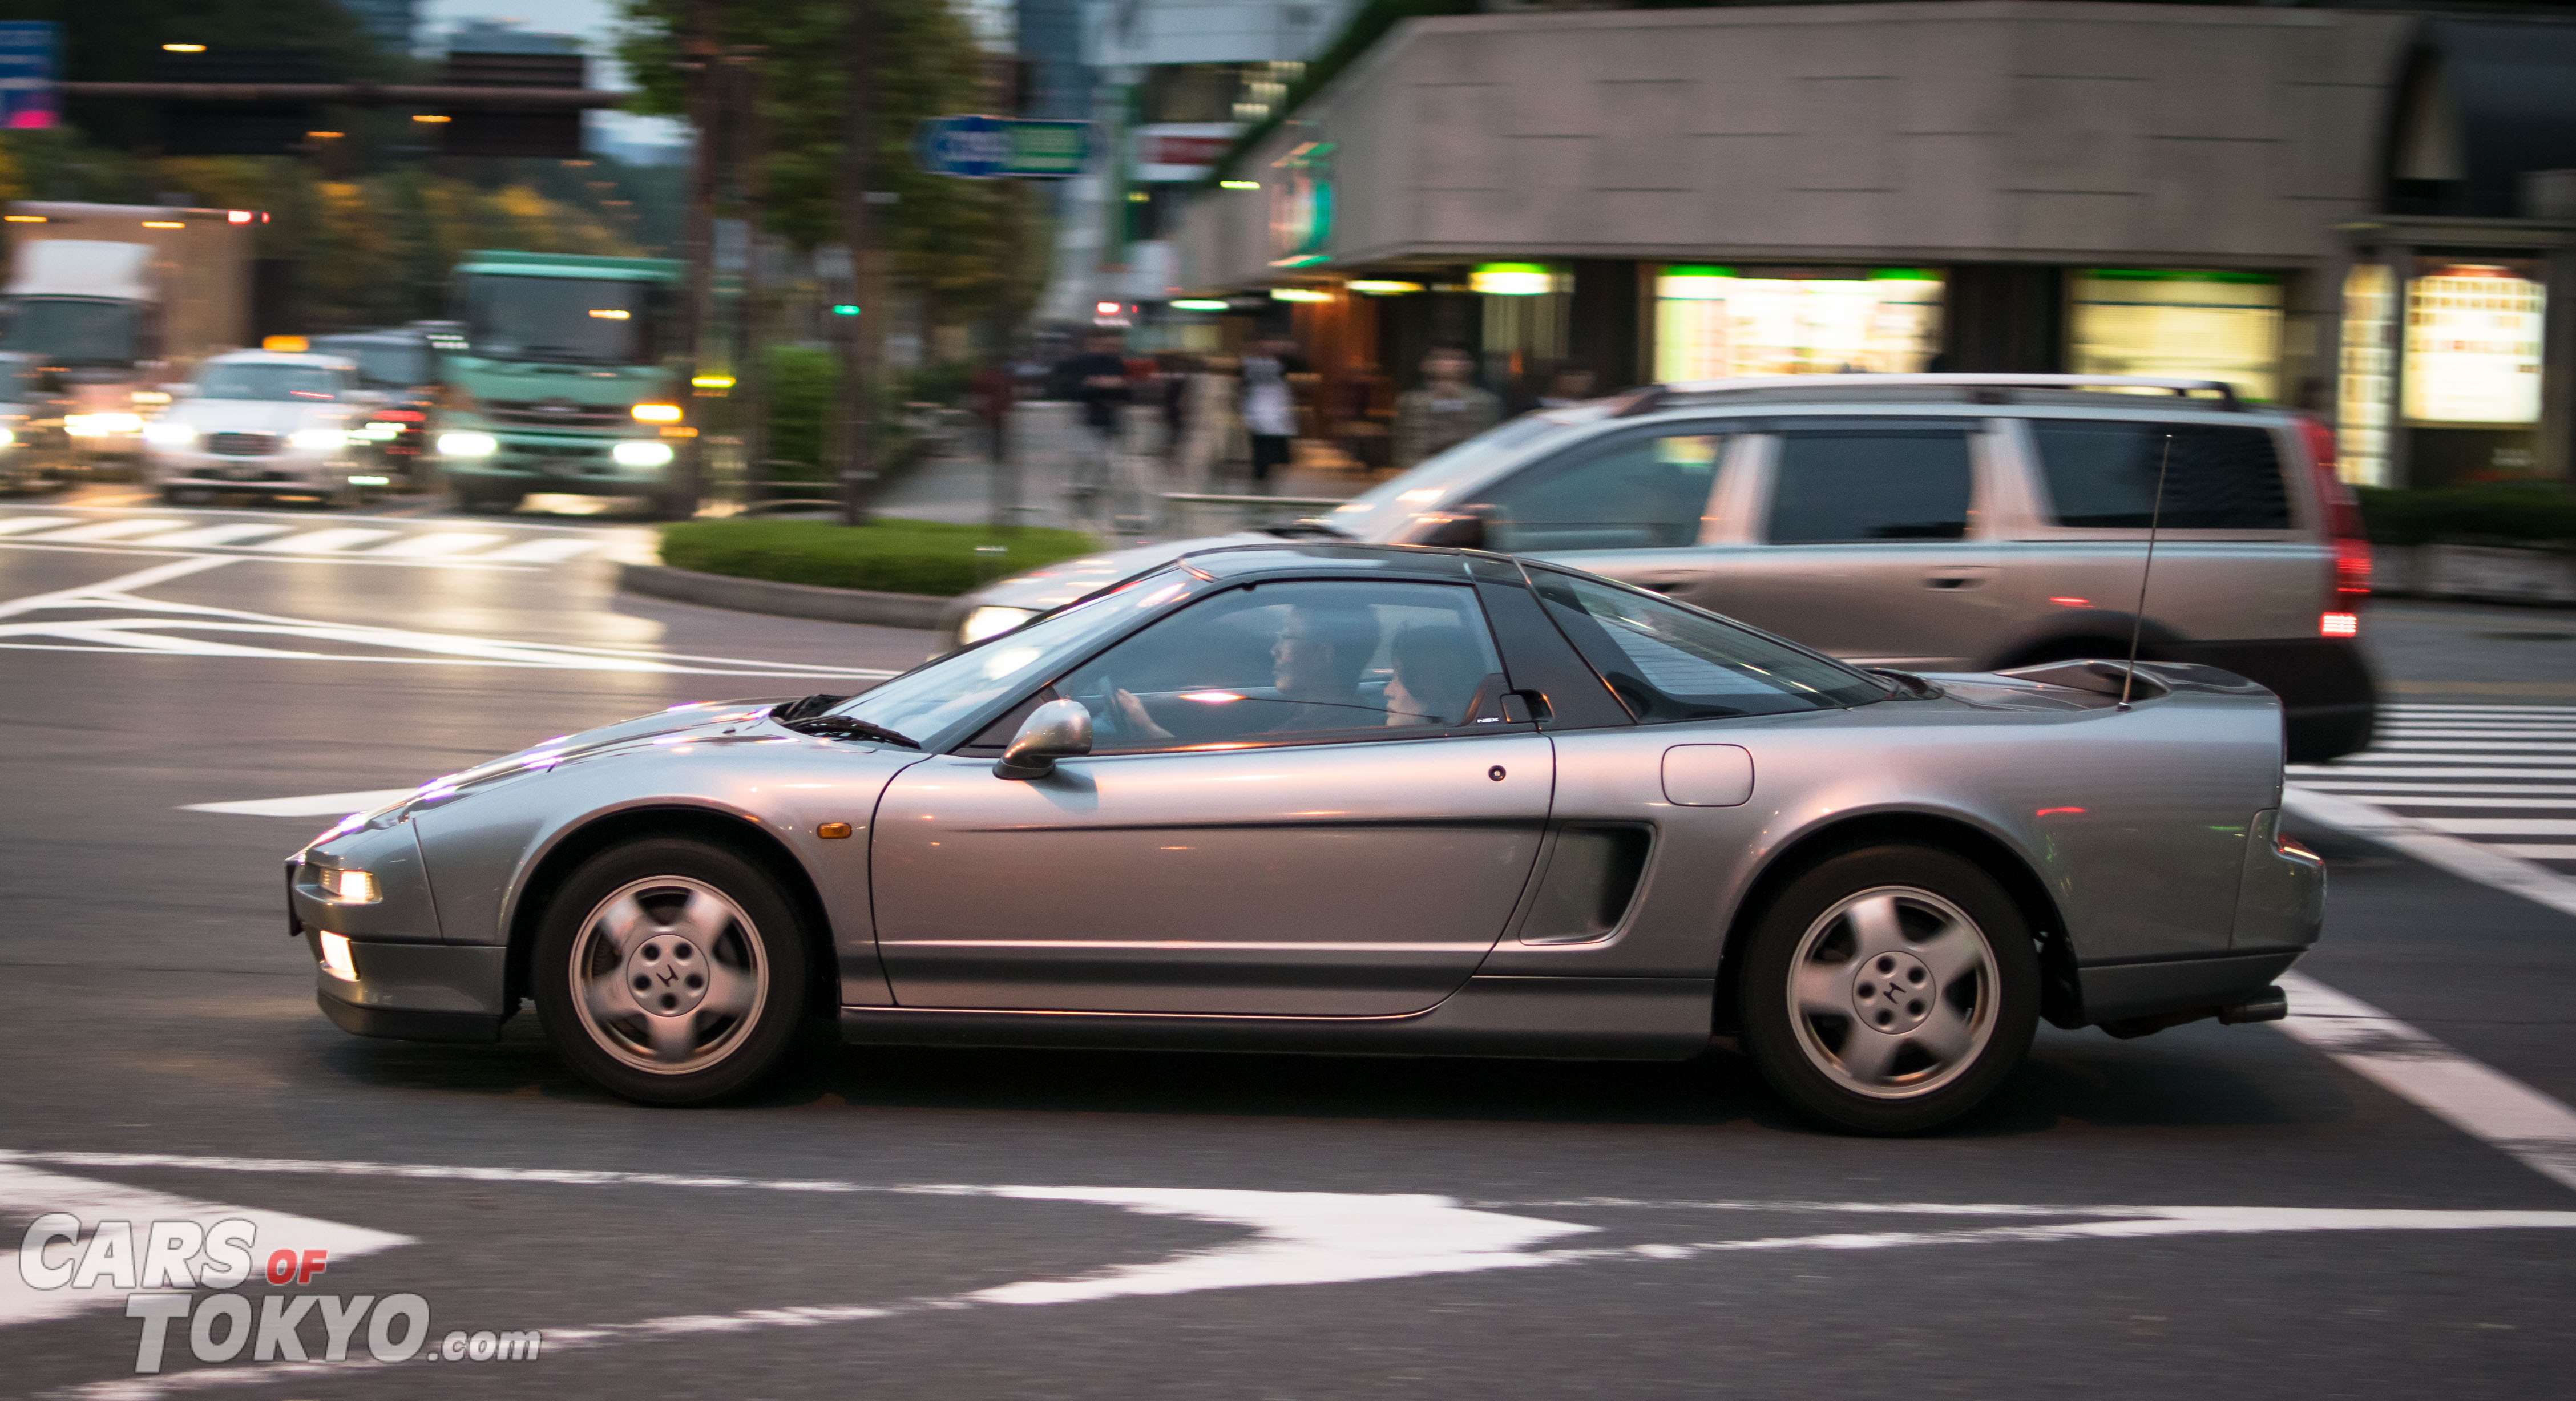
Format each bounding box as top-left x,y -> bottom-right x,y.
2028,420 -> 2291,530
1055,580 -> 1508,753
1476,430 -> 1726,552
1525,566 -> 1889,720
1765,425 -> 1974,543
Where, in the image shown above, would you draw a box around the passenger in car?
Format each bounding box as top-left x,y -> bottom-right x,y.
1383,625 -> 1485,726
1113,603 -> 1384,740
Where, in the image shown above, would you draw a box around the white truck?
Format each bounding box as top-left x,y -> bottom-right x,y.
0,203 -> 256,465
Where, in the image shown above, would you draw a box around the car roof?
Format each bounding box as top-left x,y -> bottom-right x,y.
1613,373 -> 2292,423
201,349 -> 354,369
1177,541 -> 1483,583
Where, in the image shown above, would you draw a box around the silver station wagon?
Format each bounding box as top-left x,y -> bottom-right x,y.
947,374 -> 2376,761
293,544 -> 2323,1134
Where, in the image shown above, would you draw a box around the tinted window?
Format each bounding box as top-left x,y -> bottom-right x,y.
1057,580 -> 1504,751
314,337 -> 435,389
196,363 -> 341,401
458,274 -> 662,365
1480,431 -> 1724,552
0,300 -> 139,365
2029,421 -> 2291,530
1527,567 -> 1887,720
1766,429 -> 1974,543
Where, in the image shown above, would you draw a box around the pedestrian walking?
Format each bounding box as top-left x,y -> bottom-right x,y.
1392,346 -> 1502,470
1239,335 -> 1303,492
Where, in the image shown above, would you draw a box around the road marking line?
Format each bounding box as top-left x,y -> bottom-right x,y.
249,529 -> 399,554
2284,787 -> 2576,919
2498,844 -> 2576,860
475,536 -> 600,563
2294,764 -> 2576,777
0,556 -> 239,620
138,523 -> 296,549
2417,817 -> 2576,836
362,532 -> 507,558
2307,797 -> 2576,810
0,515 -> 76,535
15,1152 -> 2573,1400
2276,972 -> 2576,1193
2290,782 -> 2576,796
182,789 -> 417,818
0,1162 -> 413,1329
2375,740 -> 2576,753
11,519 -> 187,543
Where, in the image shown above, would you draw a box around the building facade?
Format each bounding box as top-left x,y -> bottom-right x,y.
1168,2 -> 2576,487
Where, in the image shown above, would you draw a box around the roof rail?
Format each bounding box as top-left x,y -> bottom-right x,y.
1617,373 -> 2242,417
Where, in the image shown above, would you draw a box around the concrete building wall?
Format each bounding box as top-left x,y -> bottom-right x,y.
1178,2 -> 2415,285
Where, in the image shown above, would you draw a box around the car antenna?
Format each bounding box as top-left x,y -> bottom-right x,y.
2117,431 -> 2176,711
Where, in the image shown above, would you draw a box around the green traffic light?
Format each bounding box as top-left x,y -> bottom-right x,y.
831,304 -> 862,316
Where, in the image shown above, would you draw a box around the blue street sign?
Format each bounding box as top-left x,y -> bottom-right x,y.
912,115 -> 1091,180
0,22 -> 58,131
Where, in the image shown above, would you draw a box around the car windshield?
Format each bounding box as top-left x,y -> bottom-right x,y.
314,338 -> 435,389
832,569 -> 1196,745
459,274 -> 660,365
0,298 -> 138,365
1319,413 -> 1593,540
196,363 -> 340,401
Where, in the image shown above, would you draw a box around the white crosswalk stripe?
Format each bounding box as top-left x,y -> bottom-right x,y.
0,510 -> 617,566
2292,704 -> 2576,874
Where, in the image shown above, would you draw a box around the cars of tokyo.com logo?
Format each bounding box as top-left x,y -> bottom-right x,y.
18,1213 -> 540,1374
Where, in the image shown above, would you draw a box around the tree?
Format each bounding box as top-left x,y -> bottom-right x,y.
614,0 -> 1043,330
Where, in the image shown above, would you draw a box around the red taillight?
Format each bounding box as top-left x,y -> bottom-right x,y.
381,409 -> 425,421
2298,414 -> 2371,600
2321,612 -> 2359,637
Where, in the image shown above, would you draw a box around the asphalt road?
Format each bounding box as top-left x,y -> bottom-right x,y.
3,496 -> 2574,1400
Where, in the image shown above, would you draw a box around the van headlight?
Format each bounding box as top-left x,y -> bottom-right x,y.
612,439 -> 675,467
438,431 -> 499,458
289,428 -> 347,452
143,421 -> 197,447
960,605 -> 1037,644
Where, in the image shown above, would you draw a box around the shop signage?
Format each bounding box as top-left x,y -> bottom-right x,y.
1267,142 -> 1333,268
0,21 -> 57,130
911,115 -> 1091,180
2403,261 -> 2545,426
1132,123 -> 1241,183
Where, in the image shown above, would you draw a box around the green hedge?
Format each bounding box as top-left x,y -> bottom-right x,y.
660,518 -> 1097,599
2357,482 -> 2576,550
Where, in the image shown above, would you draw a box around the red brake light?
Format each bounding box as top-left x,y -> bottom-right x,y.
2298,414 -> 2370,600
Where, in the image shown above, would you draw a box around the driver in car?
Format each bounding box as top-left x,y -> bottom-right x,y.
1114,604 -> 1384,740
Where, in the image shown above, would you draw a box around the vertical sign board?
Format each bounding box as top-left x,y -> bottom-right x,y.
2402,260 -> 2546,426
0,21 -> 57,130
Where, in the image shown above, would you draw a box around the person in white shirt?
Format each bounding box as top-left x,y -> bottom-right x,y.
1238,336 -> 1302,491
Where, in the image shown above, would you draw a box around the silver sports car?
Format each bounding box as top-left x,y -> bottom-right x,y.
290,543 -> 2322,1133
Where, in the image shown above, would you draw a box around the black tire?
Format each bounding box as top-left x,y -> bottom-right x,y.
531,837 -> 813,1105
1736,845 -> 2038,1135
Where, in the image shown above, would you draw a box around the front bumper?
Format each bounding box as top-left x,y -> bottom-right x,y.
159,454 -> 340,491
448,430 -> 675,495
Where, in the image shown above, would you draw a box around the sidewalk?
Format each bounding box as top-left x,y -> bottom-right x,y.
873,401 -> 1376,542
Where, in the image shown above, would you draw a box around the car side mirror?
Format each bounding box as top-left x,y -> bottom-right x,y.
1411,508 -> 1488,550
993,699 -> 1093,780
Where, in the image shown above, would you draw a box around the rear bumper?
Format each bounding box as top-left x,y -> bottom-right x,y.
2159,637 -> 2376,762
2077,949 -> 2305,1027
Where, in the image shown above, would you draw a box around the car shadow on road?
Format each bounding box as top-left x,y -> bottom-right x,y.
309,1012 -> 2327,1140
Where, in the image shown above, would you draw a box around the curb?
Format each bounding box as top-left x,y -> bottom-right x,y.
617,563 -> 950,631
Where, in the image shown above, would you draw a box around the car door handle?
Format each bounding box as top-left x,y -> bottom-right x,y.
1923,574 -> 1986,590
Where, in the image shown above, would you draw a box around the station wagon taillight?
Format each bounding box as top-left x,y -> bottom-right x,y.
2296,415 -> 2371,602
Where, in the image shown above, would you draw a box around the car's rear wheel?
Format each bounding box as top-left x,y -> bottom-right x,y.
532,838 -> 811,1105
1737,845 -> 2037,1135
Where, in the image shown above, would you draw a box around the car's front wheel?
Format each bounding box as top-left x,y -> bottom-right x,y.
1737,845 -> 2038,1135
532,838 -> 811,1105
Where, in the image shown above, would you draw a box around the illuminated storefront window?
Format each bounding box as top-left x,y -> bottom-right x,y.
2337,264 -> 2396,486
2401,260 -> 2545,426
2069,270 -> 2283,403
1652,268 -> 1943,382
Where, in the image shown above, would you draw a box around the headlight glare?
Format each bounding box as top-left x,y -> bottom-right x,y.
631,402 -> 683,423
437,431 -> 499,458
960,605 -> 1037,644
289,427 -> 347,451
317,930 -> 358,980
142,421 -> 196,447
612,439 -> 675,467
322,868 -> 379,903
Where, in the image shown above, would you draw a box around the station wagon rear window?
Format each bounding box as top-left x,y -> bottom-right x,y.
2029,421 -> 2290,530
1766,426 -> 1973,543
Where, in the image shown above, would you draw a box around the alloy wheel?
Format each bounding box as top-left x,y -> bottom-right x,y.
1785,885 -> 2000,1100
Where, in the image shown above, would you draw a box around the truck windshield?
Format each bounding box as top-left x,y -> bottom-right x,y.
197,364 -> 341,401
0,299 -> 139,366
313,338 -> 434,389
459,275 -> 659,365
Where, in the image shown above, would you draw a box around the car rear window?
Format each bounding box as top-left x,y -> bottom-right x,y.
2029,421 -> 2291,530
1525,566 -> 1888,720
1766,427 -> 1974,543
